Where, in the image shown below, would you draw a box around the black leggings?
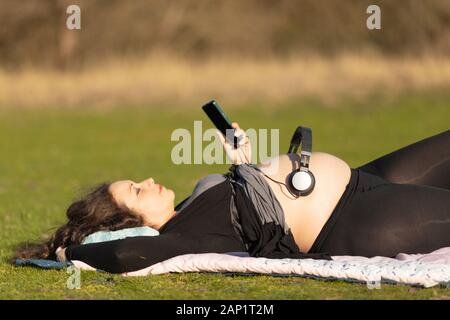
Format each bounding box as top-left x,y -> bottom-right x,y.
309,130 -> 450,257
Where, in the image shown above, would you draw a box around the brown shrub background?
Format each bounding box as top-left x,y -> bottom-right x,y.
1,0 -> 449,69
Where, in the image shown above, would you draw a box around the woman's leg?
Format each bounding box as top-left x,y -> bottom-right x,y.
312,170 -> 450,257
356,130 -> 450,189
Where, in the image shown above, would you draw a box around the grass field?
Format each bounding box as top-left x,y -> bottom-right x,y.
0,93 -> 449,299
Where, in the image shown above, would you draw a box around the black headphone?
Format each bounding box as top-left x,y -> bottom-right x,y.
286,126 -> 316,197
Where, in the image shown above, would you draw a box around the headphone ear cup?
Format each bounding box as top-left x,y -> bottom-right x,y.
300,171 -> 315,196
290,170 -> 315,196
287,170 -> 301,197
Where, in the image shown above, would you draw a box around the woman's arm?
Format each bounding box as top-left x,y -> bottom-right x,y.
65,233 -> 238,273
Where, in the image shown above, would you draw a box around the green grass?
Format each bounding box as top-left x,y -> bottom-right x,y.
0,92 -> 449,299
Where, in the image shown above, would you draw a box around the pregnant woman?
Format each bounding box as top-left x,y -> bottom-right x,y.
14,125 -> 450,273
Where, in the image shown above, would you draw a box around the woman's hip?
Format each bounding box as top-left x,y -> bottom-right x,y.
309,169 -> 450,257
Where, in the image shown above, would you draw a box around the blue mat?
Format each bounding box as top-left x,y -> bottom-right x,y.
15,259 -> 72,269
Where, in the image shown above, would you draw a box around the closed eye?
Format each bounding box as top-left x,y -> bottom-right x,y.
133,186 -> 141,197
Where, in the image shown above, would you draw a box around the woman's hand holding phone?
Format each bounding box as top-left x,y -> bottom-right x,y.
215,122 -> 252,165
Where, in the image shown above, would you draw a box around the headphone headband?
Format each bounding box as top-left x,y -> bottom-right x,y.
287,126 -> 312,168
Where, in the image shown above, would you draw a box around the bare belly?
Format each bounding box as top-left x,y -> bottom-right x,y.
256,152 -> 351,253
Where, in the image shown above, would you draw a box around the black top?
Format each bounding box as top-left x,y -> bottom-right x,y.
65,178 -> 246,273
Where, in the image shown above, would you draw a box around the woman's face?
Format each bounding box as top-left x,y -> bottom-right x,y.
109,177 -> 176,229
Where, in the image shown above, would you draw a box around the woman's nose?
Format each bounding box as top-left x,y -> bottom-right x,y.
140,178 -> 154,187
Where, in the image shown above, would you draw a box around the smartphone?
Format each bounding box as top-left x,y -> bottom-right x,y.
202,100 -> 241,148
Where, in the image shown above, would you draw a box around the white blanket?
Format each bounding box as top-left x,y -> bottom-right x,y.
72,247 -> 450,288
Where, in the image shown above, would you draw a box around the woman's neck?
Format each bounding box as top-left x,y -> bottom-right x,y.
154,210 -> 177,231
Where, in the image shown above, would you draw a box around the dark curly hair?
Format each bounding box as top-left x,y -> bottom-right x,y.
12,183 -> 144,261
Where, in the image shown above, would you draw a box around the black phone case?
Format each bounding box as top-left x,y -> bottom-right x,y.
202,100 -> 240,148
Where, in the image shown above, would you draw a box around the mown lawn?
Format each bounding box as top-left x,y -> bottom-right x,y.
0,93 -> 449,299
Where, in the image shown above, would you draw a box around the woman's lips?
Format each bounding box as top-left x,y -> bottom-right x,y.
159,185 -> 163,193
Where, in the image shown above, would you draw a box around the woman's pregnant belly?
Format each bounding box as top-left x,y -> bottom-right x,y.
256,152 -> 351,253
